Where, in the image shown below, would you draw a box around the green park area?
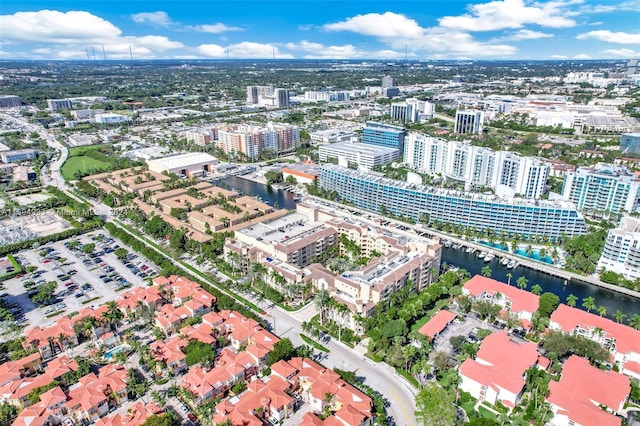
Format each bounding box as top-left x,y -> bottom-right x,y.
60,156 -> 110,180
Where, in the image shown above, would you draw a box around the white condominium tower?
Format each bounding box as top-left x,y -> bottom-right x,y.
403,133 -> 549,199
455,109 -> 485,134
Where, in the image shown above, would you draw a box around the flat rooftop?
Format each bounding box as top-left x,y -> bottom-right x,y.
321,141 -> 398,156
238,213 -> 321,245
149,152 -> 218,169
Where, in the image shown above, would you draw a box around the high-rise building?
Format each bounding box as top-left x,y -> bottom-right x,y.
0,95 -> 21,108
362,121 -> 407,152
620,133 -> 640,155
245,85 -> 277,106
216,123 -> 300,160
319,164 -> 587,242
562,164 -> 640,215
381,75 -> 395,88
597,216 -> 640,279
403,134 -> 549,198
455,110 -> 485,134
47,98 -> 73,110
275,88 -> 290,107
391,98 -> 434,123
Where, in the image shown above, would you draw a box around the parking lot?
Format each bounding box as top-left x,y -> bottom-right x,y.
431,314 -> 496,358
1,231 -> 158,334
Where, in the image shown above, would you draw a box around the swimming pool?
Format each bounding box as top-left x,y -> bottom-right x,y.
104,345 -> 127,359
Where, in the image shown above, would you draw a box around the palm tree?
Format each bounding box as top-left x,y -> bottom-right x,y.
613,310 -> 626,324
315,289 -> 331,326
597,305 -> 607,317
506,272 -> 513,286
628,313 -> 640,330
582,296 -> 596,313
531,284 -> 542,295
481,265 -> 492,278
566,294 -> 578,308
104,301 -> 124,334
516,276 -> 528,290
248,262 -> 265,286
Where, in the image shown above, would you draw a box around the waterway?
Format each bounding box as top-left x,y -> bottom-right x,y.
215,175 -> 298,210
216,174 -> 639,321
442,246 -> 639,321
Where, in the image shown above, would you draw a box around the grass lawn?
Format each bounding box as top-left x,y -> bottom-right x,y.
61,156 -> 110,180
68,144 -> 113,156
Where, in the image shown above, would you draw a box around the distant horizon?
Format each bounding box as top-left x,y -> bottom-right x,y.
1,1 -> 639,60
0,58 -> 632,63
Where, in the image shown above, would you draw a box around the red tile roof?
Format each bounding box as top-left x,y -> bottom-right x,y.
463,275 -> 539,315
547,355 -> 630,426
550,304 -> 640,355
418,309 -> 457,340
460,331 -> 539,396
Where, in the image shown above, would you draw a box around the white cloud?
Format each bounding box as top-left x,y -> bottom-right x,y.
502,29 -> 555,41
197,42 -> 293,59
573,53 -> 591,59
0,10 -> 121,43
131,11 -> 172,27
439,0 -> 580,31
0,9 -> 184,59
601,48 -> 640,57
188,23 -> 243,33
323,12 -> 424,38
285,41 -> 358,59
550,54 -> 568,59
581,1 -> 640,13
196,44 -> 226,57
577,30 -> 640,44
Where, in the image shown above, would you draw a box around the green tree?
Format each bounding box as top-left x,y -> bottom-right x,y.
566,294 -> 578,308
141,412 -> 181,426
629,313 -> 640,330
104,301 -> 124,332
516,276 -> 528,290
82,243 -> 96,254
114,247 -> 129,259
613,310 -> 626,324
415,382 -> 456,426
315,289 -> 331,325
268,338 -> 296,365
184,340 -> 215,367
480,265 -> 492,278
32,281 -> 57,305
0,402 -> 18,424
582,296 -> 596,313
597,305 -> 607,317
531,284 -> 542,295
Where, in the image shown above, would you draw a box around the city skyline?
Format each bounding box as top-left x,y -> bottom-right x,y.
1,0 -> 639,61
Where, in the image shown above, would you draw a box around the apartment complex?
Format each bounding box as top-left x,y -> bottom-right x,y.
319,141 -> 399,170
562,163 -> 640,215
362,121 -> 407,152
246,85 -> 289,107
454,109 -> 485,134
304,90 -> 350,102
0,95 -> 21,108
390,98 -> 435,123
597,216 -> 640,279
404,134 -> 549,198
46,98 -> 73,110
217,123 -> 300,159
319,164 -> 587,242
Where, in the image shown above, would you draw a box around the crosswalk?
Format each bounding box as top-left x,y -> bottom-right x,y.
389,388 -> 417,426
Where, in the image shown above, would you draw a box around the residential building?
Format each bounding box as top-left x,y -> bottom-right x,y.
319,164 -> 588,242
391,99 -> 435,123
362,121 -> 407,152
621,132 -> 640,155
462,275 -> 540,328
217,123 -> 300,159
47,98 -> 72,110
459,330 -> 543,409
67,134 -> 97,147
418,309 -> 457,341
147,152 -> 219,177
304,91 -> 350,102
455,109 -> 485,134
550,304 -> 640,379
95,401 -> 163,426
562,163 -> 640,215
246,85 -> 289,107
381,75 -> 395,88
319,141 -> 399,170
95,113 -> 130,124
0,149 -> 37,164
382,87 -> 400,98
546,355 -> 630,426
597,216 -> 640,280
0,95 -> 21,108
403,135 -> 549,198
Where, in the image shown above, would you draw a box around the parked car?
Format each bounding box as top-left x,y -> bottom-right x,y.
187,413 -> 197,422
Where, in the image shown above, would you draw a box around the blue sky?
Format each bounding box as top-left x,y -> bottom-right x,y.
1,0 -> 639,60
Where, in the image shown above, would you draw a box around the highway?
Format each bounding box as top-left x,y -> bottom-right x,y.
3,112 -> 419,426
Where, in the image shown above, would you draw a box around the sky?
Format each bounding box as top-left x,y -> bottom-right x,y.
0,0 -> 639,61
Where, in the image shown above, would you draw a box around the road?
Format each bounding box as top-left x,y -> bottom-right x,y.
5,113 -> 419,426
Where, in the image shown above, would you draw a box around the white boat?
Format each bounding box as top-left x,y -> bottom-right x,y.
484,253 -> 495,262
507,260 -> 518,269
477,251 -> 487,258
465,246 -> 474,253
501,257 -> 510,266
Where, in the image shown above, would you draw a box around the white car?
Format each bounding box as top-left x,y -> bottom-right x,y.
179,404 -> 188,413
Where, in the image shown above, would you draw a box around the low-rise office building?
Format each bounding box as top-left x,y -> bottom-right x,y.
319,141 -> 398,170
0,149 -> 37,164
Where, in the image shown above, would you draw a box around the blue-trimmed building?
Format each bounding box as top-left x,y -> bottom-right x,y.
319,164 -> 587,242
362,121 -> 407,152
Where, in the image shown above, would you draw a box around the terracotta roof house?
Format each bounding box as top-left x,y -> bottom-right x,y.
418,309 -> 457,341
550,304 -> 640,379
546,355 -> 630,426
459,330 -> 543,409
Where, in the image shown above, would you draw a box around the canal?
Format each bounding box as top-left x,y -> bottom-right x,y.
217,175 -> 639,321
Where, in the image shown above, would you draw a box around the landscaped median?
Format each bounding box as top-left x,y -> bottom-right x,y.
299,333 -> 329,353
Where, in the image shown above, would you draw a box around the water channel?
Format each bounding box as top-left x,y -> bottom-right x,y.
217,175 -> 639,321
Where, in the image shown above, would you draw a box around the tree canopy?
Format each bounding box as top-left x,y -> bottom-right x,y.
415,382 -> 456,426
